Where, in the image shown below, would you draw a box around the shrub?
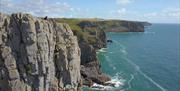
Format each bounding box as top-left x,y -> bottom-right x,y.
25,64 -> 33,75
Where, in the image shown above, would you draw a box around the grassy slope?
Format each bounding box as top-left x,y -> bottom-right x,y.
54,18 -> 99,44
54,18 -> 149,44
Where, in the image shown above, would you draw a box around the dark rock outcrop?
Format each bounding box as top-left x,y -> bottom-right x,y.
93,29 -> 107,49
78,28 -> 110,86
0,13 -> 81,91
67,20 -> 110,86
79,42 -> 110,86
107,40 -> 113,43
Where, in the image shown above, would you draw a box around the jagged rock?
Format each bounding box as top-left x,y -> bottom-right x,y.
107,40 -> 113,43
94,28 -> 107,49
0,13 -> 81,91
79,42 -> 110,86
77,22 -> 110,86
79,42 -> 97,64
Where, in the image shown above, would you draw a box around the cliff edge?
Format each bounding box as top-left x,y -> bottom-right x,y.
0,13 -> 81,91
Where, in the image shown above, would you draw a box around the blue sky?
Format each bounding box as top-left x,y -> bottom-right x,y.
0,0 -> 180,23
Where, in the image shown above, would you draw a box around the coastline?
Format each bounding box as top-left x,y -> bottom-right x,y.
83,48 -> 125,91
0,12 -> 149,91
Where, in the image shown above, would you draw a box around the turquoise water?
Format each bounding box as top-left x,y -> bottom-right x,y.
84,24 -> 180,91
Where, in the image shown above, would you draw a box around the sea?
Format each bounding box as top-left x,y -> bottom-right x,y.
83,24 -> 180,91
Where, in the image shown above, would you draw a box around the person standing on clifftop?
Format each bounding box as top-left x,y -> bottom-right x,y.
44,16 -> 48,20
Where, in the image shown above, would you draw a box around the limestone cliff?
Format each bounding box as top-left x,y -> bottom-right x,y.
0,13 -> 81,91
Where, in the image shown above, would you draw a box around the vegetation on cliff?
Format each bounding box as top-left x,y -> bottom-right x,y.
55,18 -> 150,45
55,18 -> 98,45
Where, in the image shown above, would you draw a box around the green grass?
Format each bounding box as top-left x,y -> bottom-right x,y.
54,18 -> 100,44
54,18 -> 144,45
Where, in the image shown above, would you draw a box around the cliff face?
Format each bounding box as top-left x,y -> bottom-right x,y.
79,30 -> 109,86
0,13 -> 81,91
80,42 -> 110,86
103,21 -> 145,32
96,20 -> 150,32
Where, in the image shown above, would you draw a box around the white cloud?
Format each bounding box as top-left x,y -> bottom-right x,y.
162,8 -> 180,18
109,7 -> 180,23
169,12 -> 180,17
116,0 -> 133,5
117,8 -> 127,15
0,0 -> 76,17
28,0 -> 44,4
143,8 -> 180,18
143,12 -> 158,18
141,8 -> 180,23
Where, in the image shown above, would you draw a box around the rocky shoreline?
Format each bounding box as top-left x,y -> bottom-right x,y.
0,13 -> 149,91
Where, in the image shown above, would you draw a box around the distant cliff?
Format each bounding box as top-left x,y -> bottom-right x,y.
55,18 -> 151,33
98,20 -> 150,32
0,13 -> 81,91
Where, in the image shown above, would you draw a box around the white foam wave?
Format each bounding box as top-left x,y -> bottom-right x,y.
107,73 -> 125,87
122,57 -> 167,91
122,74 -> 135,91
121,49 -> 128,55
97,48 -> 107,53
114,41 -> 126,49
112,66 -> 116,70
109,40 -> 128,55
104,55 -> 111,62
109,52 -> 114,54
91,73 -> 125,90
104,56 -> 116,70
139,70 -> 167,91
144,31 -> 156,34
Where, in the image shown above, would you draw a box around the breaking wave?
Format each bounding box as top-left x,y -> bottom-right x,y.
97,48 -> 108,53
90,73 -> 125,91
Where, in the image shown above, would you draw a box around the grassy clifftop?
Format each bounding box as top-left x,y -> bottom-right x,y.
54,18 -> 150,45
54,18 -> 101,45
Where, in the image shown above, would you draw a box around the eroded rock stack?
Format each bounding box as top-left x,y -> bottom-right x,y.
0,13 -> 81,91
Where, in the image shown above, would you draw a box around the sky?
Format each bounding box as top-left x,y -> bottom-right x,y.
0,0 -> 180,23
